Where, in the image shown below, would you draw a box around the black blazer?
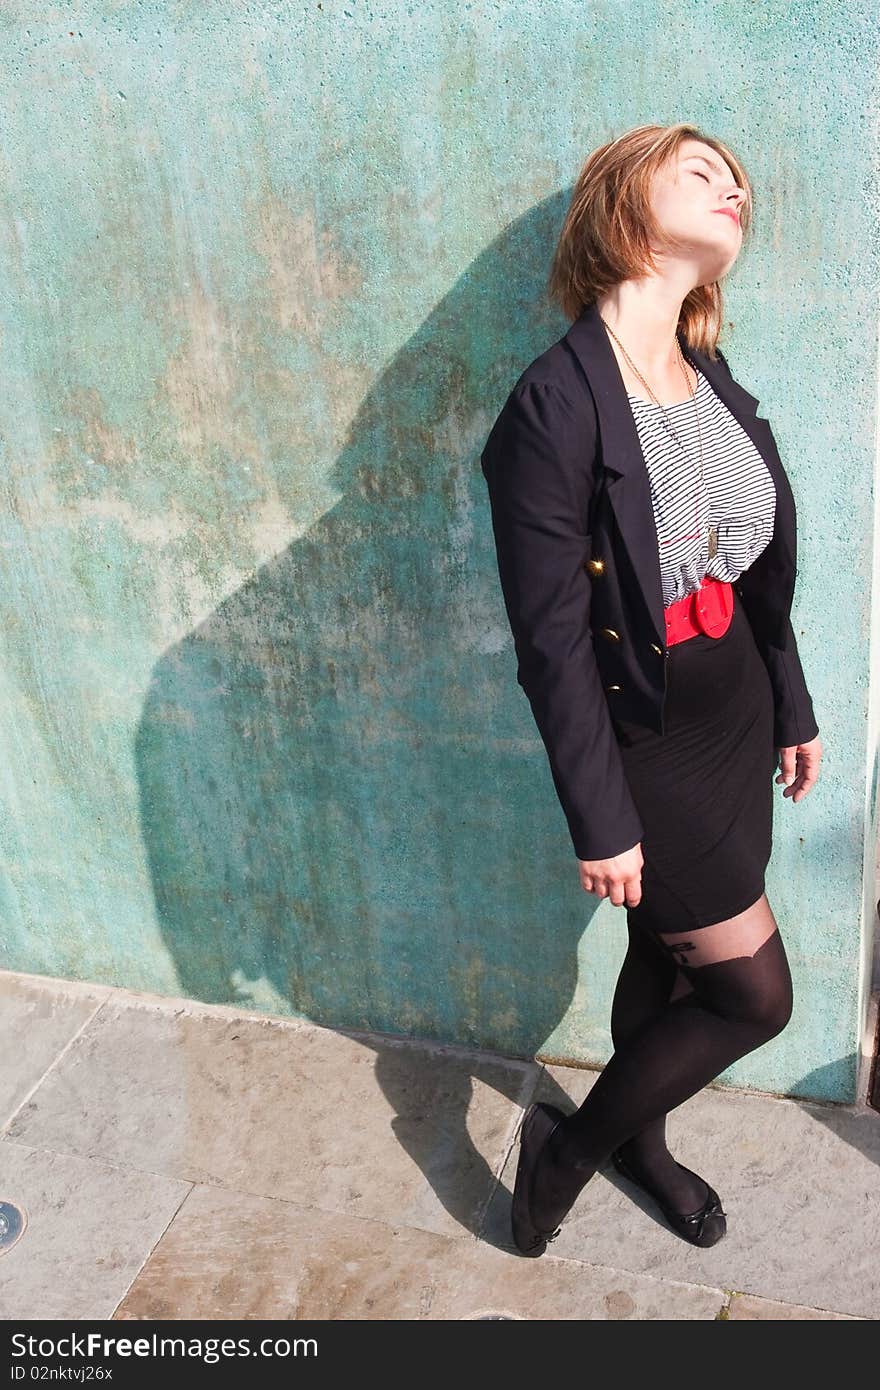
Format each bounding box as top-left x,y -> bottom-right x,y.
480,299 -> 819,863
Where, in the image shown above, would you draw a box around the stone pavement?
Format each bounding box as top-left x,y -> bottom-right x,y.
0,969 -> 877,1320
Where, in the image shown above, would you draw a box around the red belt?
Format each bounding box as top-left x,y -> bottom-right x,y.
665,574 -> 735,646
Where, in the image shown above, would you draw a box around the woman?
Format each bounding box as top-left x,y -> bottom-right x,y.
479,122 -> 822,1256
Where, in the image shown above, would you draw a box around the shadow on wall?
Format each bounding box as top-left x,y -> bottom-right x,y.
134,189 -> 605,1059
133,190 -> 856,1109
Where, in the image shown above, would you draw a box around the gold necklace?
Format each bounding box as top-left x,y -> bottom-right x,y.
600,317 -> 718,561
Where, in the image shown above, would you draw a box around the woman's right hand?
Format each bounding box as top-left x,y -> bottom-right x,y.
577,843 -> 643,907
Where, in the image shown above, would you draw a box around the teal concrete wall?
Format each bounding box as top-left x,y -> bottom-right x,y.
0,4 -> 877,1101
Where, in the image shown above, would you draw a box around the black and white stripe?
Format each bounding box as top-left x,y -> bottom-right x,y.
627,369 -> 777,609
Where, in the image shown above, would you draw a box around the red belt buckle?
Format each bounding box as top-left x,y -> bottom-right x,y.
694,576 -> 734,638
664,590 -> 694,645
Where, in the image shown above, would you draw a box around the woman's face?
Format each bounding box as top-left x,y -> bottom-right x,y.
649,138 -> 746,285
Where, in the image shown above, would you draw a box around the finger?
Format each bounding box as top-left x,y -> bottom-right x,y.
789,770 -> 819,801
609,882 -> 626,907
791,749 -> 820,786
776,751 -> 797,786
784,768 -> 816,799
625,879 -> 642,908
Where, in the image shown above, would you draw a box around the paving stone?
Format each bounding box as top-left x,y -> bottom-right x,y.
726,1292 -> 863,1320
0,1138 -> 191,1320
114,1181 -> 725,1320
481,1064 -> 880,1319
5,997 -> 538,1240
4,974 -> 877,1321
0,973 -> 109,1127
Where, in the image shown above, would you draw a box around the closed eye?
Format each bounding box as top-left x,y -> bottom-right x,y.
692,170 -> 710,181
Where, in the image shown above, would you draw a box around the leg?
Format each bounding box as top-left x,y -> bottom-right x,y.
609,915 -> 706,1213
530,894 -> 792,1232
610,908 -> 694,1036
648,892 -> 780,969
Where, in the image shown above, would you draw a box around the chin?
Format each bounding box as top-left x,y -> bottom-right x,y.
698,245 -> 737,281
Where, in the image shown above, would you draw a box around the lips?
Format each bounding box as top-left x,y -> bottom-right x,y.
714,209 -> 740,226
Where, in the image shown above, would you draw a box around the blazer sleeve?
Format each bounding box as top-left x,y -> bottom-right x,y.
715,349 -> 820,750
748,612 -> 820,749
480,378 -> 645,861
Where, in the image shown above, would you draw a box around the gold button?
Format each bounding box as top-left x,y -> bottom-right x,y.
606,684 -> 622,692
585,557 -> 605,575
650,642 -> 663,655
600,627 -> 620,642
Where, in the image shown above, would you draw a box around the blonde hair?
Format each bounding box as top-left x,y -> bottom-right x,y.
548,122 -> 754,357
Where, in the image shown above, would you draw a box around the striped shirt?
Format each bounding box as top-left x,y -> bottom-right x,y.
626,368 -> 777,608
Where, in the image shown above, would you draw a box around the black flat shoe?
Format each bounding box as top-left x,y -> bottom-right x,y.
610,1147 -> 727,1247
510,1101 -> 570,1256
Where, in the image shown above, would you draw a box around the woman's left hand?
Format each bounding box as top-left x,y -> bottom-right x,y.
775,734 -> 822,802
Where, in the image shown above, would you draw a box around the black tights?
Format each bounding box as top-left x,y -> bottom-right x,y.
531,893 -> 794,1232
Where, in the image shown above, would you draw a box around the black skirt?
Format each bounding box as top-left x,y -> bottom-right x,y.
611,588 -> 776,931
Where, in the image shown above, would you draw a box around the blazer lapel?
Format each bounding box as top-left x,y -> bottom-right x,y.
563,301 -> 793,647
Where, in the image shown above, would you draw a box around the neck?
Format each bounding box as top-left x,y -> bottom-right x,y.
594,278 -> 691,373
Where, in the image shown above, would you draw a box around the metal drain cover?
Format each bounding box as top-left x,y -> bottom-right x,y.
0,1201 -> 27,1255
